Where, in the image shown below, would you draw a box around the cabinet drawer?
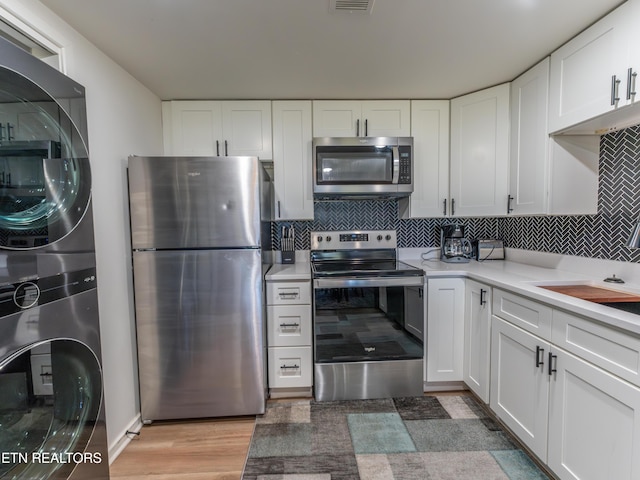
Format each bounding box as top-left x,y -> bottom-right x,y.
493,289 -> 552,340
552,309 -> 640,388
267,305 -> 312,347
268,346 -> 313,388
266,281 -> 311,305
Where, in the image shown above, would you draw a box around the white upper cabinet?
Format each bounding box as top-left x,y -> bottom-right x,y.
162,100 -> 272,159
405,100 -> 450,218
509,58 -> 550,215
450,83 -> 510,217
548,1 -> 640,134
272,101 -> 314,220
312,100 -> 410,137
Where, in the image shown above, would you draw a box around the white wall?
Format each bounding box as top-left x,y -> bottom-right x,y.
0,0 -> 163,460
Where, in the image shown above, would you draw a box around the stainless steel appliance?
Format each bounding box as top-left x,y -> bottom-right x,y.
311,230 -> 424,401
474,239 -> 505,261
312,137 -> 413,199
128,155 -> 271,422
0,36 -> 108,480
440,224 -> 472,263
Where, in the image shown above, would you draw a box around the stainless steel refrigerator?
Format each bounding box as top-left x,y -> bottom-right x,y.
128,155 -> 271,422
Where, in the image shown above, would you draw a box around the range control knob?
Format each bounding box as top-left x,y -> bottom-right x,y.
326,236 -> 332,242
385,234 -> 392,241
377,235 -> 383,241
317,236 -> 323,242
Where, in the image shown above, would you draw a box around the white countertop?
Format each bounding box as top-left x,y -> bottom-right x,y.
265,249 -> 640,336
265,262 -> 311,281
401,254 -> 640,336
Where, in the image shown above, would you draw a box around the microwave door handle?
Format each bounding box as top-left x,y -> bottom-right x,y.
391,146 -> 400,184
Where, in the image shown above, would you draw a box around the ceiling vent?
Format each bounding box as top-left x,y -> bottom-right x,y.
330,0 -> 375,14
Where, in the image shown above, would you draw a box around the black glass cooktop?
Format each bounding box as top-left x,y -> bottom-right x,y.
311,260 -> 423,278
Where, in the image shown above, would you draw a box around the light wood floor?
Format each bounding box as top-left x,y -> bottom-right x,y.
109,416 -> 255,480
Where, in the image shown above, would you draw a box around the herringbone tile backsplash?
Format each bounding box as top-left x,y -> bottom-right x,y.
273,124 -> 640,263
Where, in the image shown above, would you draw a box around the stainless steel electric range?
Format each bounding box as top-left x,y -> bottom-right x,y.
310,230 -> 425,401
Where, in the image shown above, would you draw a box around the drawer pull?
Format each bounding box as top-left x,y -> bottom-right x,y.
535,346 -> 544,368
280,364 -> 300,370
279,292 -> 299,299
279,322 -> 300,328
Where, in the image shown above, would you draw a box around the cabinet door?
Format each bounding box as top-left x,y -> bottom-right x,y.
162,101 -> 222,156
450,83 -> 510,217
490,316 -> 549,461
312,101 -> 362,137
509,58 -> 549,215
408,100 -> 450,218
463,280 -> 491,403
548,2 -> 631,134
361,100 -> 411,137
221,101 -> 272,159
272,101 -> 314,220
426,278 -> 465,383
548,348 -> 640,480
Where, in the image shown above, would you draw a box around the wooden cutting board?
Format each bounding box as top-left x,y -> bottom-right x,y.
539,285 -> 640,303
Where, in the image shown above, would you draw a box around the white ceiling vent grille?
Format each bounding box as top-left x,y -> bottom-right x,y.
330,0 -> 375,14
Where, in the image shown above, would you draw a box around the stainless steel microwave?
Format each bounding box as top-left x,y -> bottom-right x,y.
312,137 -> 414,199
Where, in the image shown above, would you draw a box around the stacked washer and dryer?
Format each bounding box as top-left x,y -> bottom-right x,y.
0,37 -> 109,479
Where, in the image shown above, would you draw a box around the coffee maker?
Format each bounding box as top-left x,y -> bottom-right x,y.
440,224 -> 472,263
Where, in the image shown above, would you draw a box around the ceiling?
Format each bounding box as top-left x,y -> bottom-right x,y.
40,0 -> 625,101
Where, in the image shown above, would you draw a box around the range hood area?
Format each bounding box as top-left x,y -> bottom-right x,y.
553,100 -> 640,136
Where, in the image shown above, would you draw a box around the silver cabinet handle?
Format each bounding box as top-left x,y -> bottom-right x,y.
216,140 -> 220,156
224,140 -> 228,156
278,292 -> 299,299
277,201 -> 281,218
280,364 -> 300,370
627,68 -> 637,100
451,198 -> 456,216
611,75 -> 621,105
365,119 -> 368,137
443,199 -> 447,216
507,195 -> 514,214
356,119 -> 360,137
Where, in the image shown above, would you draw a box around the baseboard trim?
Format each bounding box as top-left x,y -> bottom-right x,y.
108,414 -> 142,465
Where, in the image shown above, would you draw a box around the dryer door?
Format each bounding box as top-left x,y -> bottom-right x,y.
0,66 -> 91,250
0,339 -> 103,479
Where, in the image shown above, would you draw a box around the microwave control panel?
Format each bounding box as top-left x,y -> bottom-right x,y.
398,145 -> 412,184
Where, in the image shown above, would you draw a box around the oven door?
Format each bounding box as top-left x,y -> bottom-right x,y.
313,275 -> 424,364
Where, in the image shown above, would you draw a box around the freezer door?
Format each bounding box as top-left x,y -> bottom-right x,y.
133,249 -> 265,420
128,156 -> 261,249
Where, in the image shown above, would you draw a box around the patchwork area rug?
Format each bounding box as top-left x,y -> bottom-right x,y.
242,394 -> 550,480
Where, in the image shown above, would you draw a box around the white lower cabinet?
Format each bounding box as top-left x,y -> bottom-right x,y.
490,316 -> 550,461
426,278 -> 465,383
490,288 -> 640,480
548,348 -> 640,480
266,278 -> 312,394
463,280 -> 491,403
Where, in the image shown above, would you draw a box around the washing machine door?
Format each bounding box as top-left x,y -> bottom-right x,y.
0,339 -> 103,479
0,66 -> 91,250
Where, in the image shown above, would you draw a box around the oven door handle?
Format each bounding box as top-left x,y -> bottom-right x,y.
314,276 -> 424,289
